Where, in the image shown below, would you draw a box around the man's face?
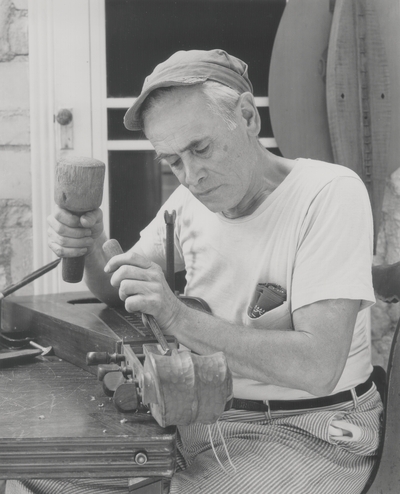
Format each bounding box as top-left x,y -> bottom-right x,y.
143,86 -> 256,214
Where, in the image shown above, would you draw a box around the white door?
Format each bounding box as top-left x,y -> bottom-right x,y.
30,0 -> 109,294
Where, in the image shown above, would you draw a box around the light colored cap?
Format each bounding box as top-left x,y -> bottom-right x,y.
124,49 -> 253,131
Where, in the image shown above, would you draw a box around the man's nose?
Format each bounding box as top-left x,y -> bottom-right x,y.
183,159 -> 206,186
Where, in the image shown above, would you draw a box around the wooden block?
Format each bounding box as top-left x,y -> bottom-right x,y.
327,0 -> 391,242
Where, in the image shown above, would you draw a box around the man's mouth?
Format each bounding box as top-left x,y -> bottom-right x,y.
195,186 -> 219,198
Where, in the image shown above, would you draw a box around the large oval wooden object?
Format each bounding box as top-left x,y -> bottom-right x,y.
269,0 -> 334,163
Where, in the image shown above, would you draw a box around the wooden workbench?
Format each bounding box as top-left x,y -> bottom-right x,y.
0,355 -> 176,483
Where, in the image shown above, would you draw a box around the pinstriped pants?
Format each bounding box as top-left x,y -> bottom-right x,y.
6,386 -> 382,494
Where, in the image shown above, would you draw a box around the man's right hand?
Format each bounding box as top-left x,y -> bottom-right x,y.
47,205 -> 104,259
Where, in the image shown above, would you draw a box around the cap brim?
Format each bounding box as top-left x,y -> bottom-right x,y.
124,77 -> 208,131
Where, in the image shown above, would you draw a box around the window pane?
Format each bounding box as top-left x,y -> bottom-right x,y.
258,107 -> 273,138
108,109 -> 144,140
106,0 -> 286,97
108,151 -> 161,250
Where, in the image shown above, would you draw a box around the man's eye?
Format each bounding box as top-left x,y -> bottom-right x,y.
195,145 -> 210,155
170,158 -> 182,168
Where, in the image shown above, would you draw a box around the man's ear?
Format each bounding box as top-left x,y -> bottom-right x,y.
238,92 -> 261,136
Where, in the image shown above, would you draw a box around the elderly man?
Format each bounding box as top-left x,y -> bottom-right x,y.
9,49 -> 382,494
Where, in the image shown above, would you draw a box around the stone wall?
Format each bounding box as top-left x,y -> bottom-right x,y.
0,0 -> 32,296
372,172 -> 400,369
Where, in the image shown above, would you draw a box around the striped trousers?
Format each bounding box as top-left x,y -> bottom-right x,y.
6,385 -> 382,494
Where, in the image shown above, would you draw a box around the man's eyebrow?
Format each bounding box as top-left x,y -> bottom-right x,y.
155,139 -> 207,162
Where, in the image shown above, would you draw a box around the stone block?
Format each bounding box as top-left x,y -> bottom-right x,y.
0,148 -> 31,200
0,0 -> 11,62
371,300 -> 392,340
388,302 -> 400,327
373,333 -> 395,370
0,109 -> 29,144
0,263 -> 7,290
0,232 -> 11,264
371,344 -> 385,368
12,0 -> 28,11
0,59 -> 29,109
0,198 -> 32,228
10,224 -> 33,294
8,10 -> 28,55
389,167 -> 400,196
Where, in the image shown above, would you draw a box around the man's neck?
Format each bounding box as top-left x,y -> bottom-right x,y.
222,153 -> 296,219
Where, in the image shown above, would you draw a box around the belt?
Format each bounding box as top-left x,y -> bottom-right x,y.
231,375 -> 374,413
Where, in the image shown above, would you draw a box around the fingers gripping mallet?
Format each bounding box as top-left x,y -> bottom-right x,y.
54,156 -> 105,283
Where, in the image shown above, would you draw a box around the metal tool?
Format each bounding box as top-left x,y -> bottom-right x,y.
0,258 -> 61,300
29,341 -> 53,356
0,348 -> 42,366
164,210 -> 176,293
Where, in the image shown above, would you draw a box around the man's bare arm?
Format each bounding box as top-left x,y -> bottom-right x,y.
163,297 -> 359,397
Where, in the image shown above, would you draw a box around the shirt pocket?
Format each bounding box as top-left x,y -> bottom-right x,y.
245,301 -> 293,330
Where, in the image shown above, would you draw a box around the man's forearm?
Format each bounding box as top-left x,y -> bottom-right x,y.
165,298 -> 357,397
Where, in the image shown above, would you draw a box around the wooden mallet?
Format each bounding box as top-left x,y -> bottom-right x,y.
54,156 -> 105,283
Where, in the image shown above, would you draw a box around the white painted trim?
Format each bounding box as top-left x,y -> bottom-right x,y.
108,140 -> 155,151
107,137 -> 277,151
259,137 -> 278,148
29,0 -> 59,295
107,98 -> 136,109
89,0 -> 109,238
106,96 -> 270,109
255,97 -> 269,107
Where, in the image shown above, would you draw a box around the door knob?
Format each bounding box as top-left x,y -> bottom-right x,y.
56,108 -> 73,125
55,108 -> 73,149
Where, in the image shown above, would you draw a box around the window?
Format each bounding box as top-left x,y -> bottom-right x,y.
105,0 -> 286,250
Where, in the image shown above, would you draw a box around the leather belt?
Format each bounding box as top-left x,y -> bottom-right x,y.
231,375 -> 374,413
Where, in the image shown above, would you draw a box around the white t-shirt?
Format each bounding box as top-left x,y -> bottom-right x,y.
137,159 -> 375,400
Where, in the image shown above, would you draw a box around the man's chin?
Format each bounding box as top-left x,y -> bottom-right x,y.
194,196 -> 221,212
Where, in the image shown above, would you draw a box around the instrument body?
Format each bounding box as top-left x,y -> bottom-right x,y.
88,341 -> 233,428
0,291 -> 177,374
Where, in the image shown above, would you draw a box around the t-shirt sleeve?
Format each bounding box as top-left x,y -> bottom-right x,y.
291,176 -> 375,312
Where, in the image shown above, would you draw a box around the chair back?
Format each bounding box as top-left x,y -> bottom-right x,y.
363,262 -> 400,493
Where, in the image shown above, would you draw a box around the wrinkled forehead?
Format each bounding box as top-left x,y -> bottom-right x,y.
142,85 -> 211,136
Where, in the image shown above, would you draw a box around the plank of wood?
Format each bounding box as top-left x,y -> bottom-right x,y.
373,0 -> 400,177
326,0 -> 391,242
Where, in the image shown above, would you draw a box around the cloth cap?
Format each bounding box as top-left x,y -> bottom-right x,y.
124,49 -> 253,131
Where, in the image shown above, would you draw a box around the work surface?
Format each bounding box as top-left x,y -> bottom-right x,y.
0,356 -> 176,480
